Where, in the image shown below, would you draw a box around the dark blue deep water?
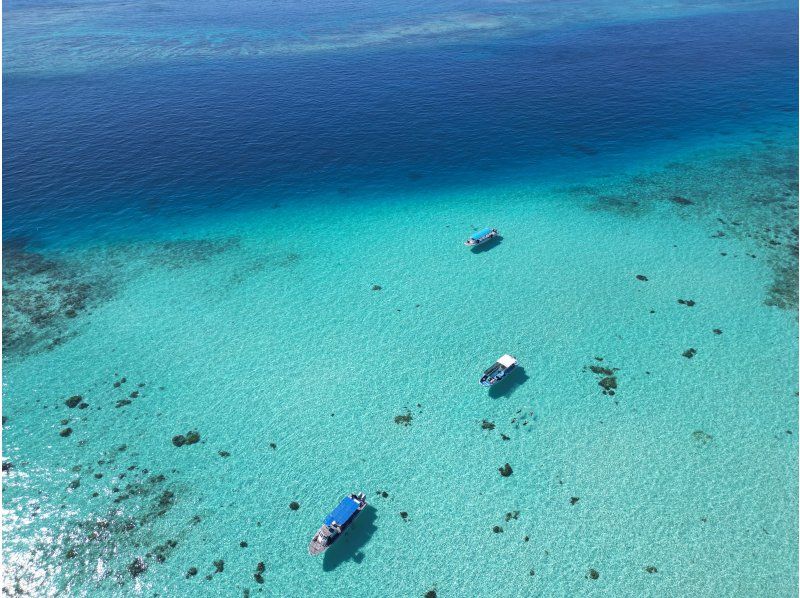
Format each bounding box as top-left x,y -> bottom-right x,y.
4,8 -> 797,245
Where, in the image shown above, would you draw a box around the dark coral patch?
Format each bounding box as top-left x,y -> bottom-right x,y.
590,365 -> 614,376
65,395 -> 83,408
692,430 -> 713,445
394,411 -> 413,426
3,243 -> 115,357
146,238 -> 240,270
127,557 -> 147,577
599,376 -> 617,394
172,431 -> 200,447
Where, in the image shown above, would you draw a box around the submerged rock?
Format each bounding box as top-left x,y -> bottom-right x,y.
635,274 -> 648,281
682,348 -> 697,359
499,463 -> 513,477
213,559 -> 224,573
400,511 -> 408,519
587,569 -> 600,580
186,567 -> 198,578
371,285 -> 382,291
425,590 -> 437,598
492,525 -> 503,533
289,501 -> 300,511
59,427 -> 73,437
481,419 -> 496,430
570,497 -> 580,505
677,299 -> 696,307
644,566 -> 658,574
172,435 -> 186,447
713,328 -> 723,335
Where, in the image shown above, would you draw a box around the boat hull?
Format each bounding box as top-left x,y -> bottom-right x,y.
308,528 -> 332,555
480,362 -> 516,386
308,493 -> 367,556
464,229 -> 499,246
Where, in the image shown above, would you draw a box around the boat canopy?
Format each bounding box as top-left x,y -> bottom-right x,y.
324,496 -> 359,526
470,228 -> 494,241
498,354 -> 516,368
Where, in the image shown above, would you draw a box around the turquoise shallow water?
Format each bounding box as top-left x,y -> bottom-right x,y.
3,125 -> 798,596
3,0 -> 799,595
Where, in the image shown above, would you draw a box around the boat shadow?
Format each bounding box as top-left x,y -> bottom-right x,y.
322,504 -> 378,571
470,237 -> 503,253
488,366 -> 530,399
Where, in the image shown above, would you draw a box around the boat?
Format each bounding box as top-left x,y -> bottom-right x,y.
308,492 -> 367,556
464,227 -> 499,246
480,354 -> 518,387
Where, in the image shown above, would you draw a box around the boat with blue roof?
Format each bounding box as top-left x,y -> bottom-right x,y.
464,227 -> 499,246
480,354 -> 518,387
308,492 -> 367,555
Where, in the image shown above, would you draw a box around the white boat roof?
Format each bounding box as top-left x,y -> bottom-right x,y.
498,354 -> 517,367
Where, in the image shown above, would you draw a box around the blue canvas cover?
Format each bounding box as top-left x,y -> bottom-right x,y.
324,496 -> 359,526
470,228 -> 494,241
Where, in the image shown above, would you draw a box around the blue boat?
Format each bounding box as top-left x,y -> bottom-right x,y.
308,492 -> 367,555
465,227 -> 499,246
480,354 -> 518,387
